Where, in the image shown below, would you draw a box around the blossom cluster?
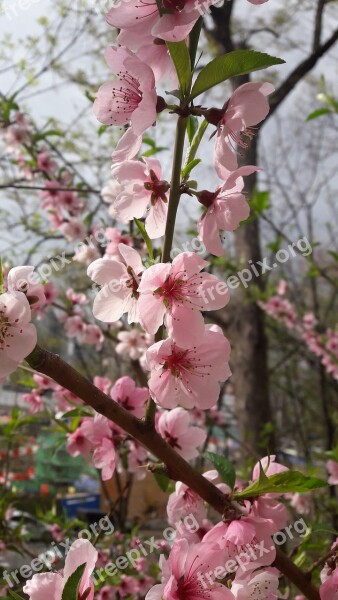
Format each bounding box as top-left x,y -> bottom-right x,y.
260,280 -> 338,381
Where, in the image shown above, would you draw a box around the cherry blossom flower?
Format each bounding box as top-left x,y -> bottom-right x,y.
94,46 -> 157,139
94,376 -> 112,395
320,567 -> 338,600
112,158 -> 169,239
60,218 -> 85,242
22,391 -> 44,414
116,328 -> 153,361
101,179 -> 129,222
104,227 -> 133,258
210,82 -> 274,178
197,167 -> 258,256
66,424 -> 92,458
110,376 -> 149,418
145,538 -> 234,600
0,291 -> 37,378
7,266 -> 46,310
231,568 -> 279,600
146,324 -> 231,409
37,151 -> 57,176
157,407 -> 206,459
138,252 -> 230,347
88,243 -> 144,324
107,0 -> 219,43
327,459 -> 338,485
116,29 -> 177,85
23,539 -> 98,600
93,437 -> 116,481
167,481 -> 207,525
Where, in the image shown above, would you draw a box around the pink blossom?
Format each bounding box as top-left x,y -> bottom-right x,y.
43,282 -> 58,306
110,376 -> 148,418
94,376 -> 112,395
197,167 -> 257,256
125,34 -> 177,85
60,218 -> 85,242
146,324 -> 231,409
80,324 -> 104,349
112,158 -> 169,239
49,524 -> 63,543
7,266 -> 46,310
288,492 -> 312,515
66,289 -> 87,305
81,413 -> 112,444
66,425 -> 92,458
101,179 -> 129,222
88,244 -> 144,324
212,82 -> 274,178
157,407 -> 206,459
204,516 -> 276,571
167,481 -> 207,525
22,391 -> 44,414
0,291 -> 37,378
231,568 -> 279,600
107,0 -> 219,43
94,46 -> 157,136
116,328 -> 153,361
145,538 -> 234,600
64,315 -> 85,338
37,151 -> 57,176
320,567 -> 338,600
112,127 -> 143,163
327,459 -> 338,485
74,244 -> 100,265
93,437 -> 116,481
23,538 -> 98,600
104,227 -> 133,258
138,252 -> 230,347
126,441 -> 148,479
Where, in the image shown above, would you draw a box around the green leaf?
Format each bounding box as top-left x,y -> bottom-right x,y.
62,563 -> 86,600
167,41 -> 192,96
190,50 -> 284,100
234,470 -> 326,501
153,472 -> 171,492
134,218 -> 153,263
306,108 -> 331,121
8,591 -> 26,600
182,158 -> 201,179
187,116 -> 199,144
328,250 -> 338,263
204,451 -> 236,490
98,124 -> 110,136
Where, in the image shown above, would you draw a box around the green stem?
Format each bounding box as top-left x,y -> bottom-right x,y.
161,115 -> 188,263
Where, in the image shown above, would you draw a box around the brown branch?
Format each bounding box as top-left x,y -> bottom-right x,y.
268,27 -> 338,120
313,0 -> 326,52
25,345 -> 320,600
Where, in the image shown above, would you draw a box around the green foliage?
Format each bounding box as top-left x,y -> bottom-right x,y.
234,466 -> 326,501
204,451 -> 236,490
62,564 -> 86,600
134,218 -> 154,263
167,41 -> 192,98
190,50 -> 284,99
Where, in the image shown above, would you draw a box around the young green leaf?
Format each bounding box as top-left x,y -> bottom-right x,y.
182,158 -> 201,179
8,591 -> 26,600
306,108 -> 331,121
153,472 -> 171,492
190,50 -> 285,100
234,471 -> 326,501
187,116 -> 199,144
62,563 -> 86,600
134,218 -> 154,263
204,451 -> 236,490
167,42 -> 192,97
